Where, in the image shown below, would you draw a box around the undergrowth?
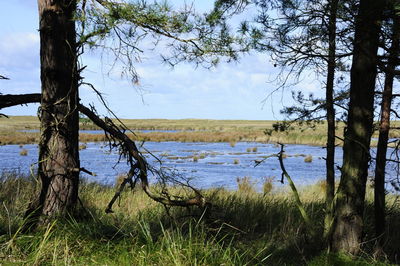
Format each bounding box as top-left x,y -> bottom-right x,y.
0,172 -> 398,265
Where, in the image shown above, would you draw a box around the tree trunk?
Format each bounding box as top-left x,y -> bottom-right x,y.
324,0 -> 338,240
28,0 -> 80,223
331,0 -> 384,255
374,14 -> 400,255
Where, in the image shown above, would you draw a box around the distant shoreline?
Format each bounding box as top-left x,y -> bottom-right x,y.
0,116 -> 396,146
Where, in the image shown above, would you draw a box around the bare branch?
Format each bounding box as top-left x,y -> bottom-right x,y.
0,93 -> 41,109
0,93 -> 207,213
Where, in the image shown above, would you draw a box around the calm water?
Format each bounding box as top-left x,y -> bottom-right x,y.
0,141 -> 397,191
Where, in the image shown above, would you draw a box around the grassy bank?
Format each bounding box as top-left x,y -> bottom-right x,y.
0,173 -> 398,265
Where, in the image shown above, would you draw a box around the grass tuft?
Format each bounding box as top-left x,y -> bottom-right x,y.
19,149 -> 28,156
263,177 -> 274,195
79,144 -> 87,150
304,155 -> 313,163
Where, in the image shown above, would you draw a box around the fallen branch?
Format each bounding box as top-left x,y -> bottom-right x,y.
1,93 -> 207,213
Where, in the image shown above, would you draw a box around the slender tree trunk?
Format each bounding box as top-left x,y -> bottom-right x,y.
324,0 -> 338,240
374,15 -> 400,255
27,0 -> 80,224
331,0 -> 384,255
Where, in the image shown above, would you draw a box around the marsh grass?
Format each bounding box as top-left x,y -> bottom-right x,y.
3,116 -> 400,147
0,173 -> 399,265
78,144 -> 87,150
263,177 -> 274,195
304,155 -> 313,163
236,176 -> 256,195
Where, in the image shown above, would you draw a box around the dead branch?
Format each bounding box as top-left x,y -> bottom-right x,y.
0,93 -> 41,109
0,93 -> 206,213
277,143 -> 314,233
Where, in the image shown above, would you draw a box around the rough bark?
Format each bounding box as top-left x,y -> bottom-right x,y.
28,0 -> 80,223
331,0 -> 384,255
374,14 -> 400,255
324,0 -> 338,240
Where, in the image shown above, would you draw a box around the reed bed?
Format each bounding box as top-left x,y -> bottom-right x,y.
0,172 -> 399,265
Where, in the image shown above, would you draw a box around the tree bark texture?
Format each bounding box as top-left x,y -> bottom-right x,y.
331,0 -> 384,255
324,0 -> 338,240
374,14 -> 400,253
33,0 -> 80,221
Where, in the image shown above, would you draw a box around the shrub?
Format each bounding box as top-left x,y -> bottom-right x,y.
246,148 -> 251,152
233,159 -> 239,165
252,147 -> 258,152
19,149 -> 28,156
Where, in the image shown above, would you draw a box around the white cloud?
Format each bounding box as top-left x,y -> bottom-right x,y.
0,32 -> 40,69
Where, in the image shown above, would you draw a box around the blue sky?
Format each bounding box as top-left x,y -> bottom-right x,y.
0,1 -> 321,120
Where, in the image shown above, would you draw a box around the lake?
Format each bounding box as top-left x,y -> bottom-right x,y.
0,141 -> 397,191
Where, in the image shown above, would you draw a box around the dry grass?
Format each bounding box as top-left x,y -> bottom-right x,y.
304,155 -> 313,163
19,149 -> 28,156
3,116 -> 400,146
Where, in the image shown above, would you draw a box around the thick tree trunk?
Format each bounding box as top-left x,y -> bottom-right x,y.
331,0 -> 384,255
29,0 -> 80,223
324,0 -> 338,240
374,15 -> 400,255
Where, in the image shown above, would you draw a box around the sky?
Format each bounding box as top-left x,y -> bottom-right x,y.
0,1 -> 322,120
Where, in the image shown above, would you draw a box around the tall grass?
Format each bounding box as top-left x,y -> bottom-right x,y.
0,173 -> 399,265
